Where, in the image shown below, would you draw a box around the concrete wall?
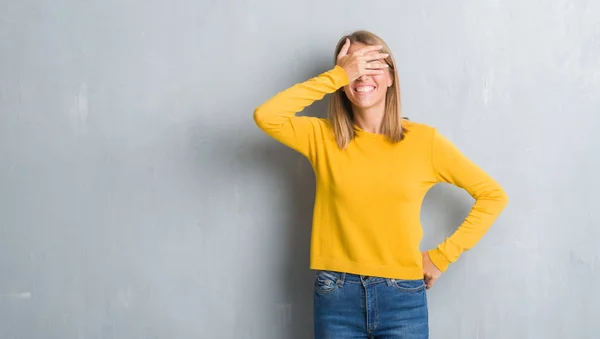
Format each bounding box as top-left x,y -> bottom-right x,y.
1,0 -> 599,338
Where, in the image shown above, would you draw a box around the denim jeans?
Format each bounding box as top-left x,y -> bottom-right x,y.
313,270 -> 428,339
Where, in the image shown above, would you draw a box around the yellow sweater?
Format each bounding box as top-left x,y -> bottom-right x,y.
253,65 -> 508,279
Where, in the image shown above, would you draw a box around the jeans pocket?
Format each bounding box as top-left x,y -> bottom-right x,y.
391,278 -> 426,293
314,270 -> 340,295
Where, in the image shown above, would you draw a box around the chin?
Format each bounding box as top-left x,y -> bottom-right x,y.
350,97 -> 384,110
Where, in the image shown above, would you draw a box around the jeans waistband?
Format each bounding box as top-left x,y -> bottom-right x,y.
316,270 -> 405,287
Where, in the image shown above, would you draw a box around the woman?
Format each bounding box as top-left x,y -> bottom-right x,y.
253,30 -> 508,339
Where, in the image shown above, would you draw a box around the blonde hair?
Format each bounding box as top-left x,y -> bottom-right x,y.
328,30 -> 405,149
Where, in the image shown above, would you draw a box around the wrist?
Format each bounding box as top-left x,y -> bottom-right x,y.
427,249 -> 451,272
331,65 -> 350,86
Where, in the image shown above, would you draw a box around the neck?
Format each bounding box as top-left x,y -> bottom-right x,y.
352,102 -> 385,134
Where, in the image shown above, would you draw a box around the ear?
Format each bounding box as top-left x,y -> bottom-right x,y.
387,73 -> 393,87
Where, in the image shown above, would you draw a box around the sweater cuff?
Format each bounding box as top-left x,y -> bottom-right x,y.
331,65 -> 350,87
427,248 -> 451,272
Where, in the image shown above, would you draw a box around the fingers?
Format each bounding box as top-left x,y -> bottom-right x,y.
422,251 -> 442,290
337,42 -> 389,80
358,53 -> 389,74
360,62 -> 388,77
363,63 -> 389,70
424,275 -> 437,289
361,52 -> 389,62
361,70 -> 386,77
355,66 -> 387,78
337,38 -> 351,59
424,271 -> 439,289
355,44 -> 384,55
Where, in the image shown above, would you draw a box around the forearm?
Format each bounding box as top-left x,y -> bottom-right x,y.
428,186 -> 508,271
429,128 -> 509,271
253,65 -> 348,134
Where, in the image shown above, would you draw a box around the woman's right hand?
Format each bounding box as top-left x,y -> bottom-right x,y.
336,38 -> 389,82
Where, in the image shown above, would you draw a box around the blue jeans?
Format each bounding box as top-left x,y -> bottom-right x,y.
313,270 -> 428,339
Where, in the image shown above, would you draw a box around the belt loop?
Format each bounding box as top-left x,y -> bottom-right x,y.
386,278 -> 394,286
337,272 -> 346,287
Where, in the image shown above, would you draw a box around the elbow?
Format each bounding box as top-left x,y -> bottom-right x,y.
489,185 -> 509,211
475,183 -> 509,210
253,107 -> 262,125
498,187 -> 509,209
253,106 -> 266,130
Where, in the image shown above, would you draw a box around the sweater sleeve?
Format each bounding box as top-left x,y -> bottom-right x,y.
427,128 -> 509,272
253,65 -> 349,158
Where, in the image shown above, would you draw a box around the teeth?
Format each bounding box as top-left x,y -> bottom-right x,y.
356,86 -> 375,93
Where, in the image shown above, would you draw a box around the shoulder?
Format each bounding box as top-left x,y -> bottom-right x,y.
402,119 -> 437,140
313,117 -> 333,130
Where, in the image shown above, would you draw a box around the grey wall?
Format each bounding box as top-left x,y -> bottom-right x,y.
1,0 -> 599,338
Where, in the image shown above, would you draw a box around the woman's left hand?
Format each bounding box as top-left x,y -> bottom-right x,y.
422,252 -> 442,289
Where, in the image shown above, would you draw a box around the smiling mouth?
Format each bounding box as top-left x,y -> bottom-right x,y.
355,86 -> 376,94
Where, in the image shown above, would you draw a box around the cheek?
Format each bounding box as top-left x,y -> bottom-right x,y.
343,86 -> 352,98
344,84 -> 360,98
374,78 -> 390,93
374,73 -> 392,87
